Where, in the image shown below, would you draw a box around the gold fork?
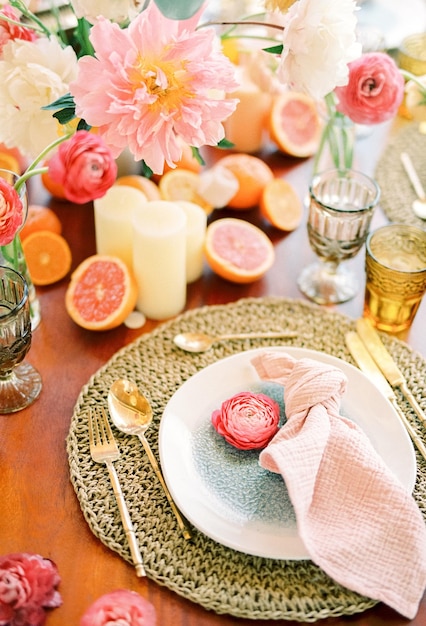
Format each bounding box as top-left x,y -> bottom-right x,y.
89,407 -> 146,577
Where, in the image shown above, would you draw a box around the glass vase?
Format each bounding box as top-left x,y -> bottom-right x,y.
313,112 -> 356,175
0,170 -> 41,330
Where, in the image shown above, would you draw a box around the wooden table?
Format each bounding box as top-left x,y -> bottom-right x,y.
1,118 -> 425,625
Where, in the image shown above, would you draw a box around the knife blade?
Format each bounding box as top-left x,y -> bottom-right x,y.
355,317 -> 426,431
345,331 -> 426,463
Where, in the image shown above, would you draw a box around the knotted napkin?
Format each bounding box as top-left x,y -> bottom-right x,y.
252,351 -> 426,619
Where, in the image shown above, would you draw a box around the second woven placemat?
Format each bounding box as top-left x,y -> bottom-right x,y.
66,297 -> 426,622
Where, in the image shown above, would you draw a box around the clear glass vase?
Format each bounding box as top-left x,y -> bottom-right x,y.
313,112 -> 356,175
0,170 -> 41,330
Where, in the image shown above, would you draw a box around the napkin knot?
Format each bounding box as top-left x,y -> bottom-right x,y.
251,350 -> 426,620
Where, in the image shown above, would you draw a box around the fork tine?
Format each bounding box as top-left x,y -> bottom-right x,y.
99,407 -> 118,450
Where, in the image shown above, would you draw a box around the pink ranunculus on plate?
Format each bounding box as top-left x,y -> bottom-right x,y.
211,391 -> 281,450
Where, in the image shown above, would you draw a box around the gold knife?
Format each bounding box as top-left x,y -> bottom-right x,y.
345,331 -> 426,463
356,317 -> 426,431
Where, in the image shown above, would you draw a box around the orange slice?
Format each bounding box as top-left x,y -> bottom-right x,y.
22,230 -> 72,286
204,217 -> 275,283
0,152 -> 20,176
269,91 -> 322,157
217,153 -> 274,209
158,169 -> 213,214
20,205 -> 62,241
41,162 -> 66,200
65,255 -> 138,331
115,175 -> 161,201
260,178 -> 303,231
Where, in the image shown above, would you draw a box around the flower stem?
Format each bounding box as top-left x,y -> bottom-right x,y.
13,133 -> 72,193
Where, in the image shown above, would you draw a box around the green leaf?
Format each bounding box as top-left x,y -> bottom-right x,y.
153,0 -> 205,19
191,146 -> 205,166
42,93 -> 75,111
52,108 -> 76,125
217,138 -> 234,150
263,44 -> 283,55
141,161 -> 153,178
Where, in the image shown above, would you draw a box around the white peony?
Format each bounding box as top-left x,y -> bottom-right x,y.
277,0 -> 362,100
0,37 -> 78,159
70,0 -> 144,24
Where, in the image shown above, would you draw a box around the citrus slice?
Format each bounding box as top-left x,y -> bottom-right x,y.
115,175 -> 161,201
204,217 -> 275,283
22,230 -> 72,286
20,205 -> 62,241
260,178 -> 303,231
269,91 -> 322,157
65,255 -> 138,331
0,151 -> 20,175
158,168 -> 213,215
217,153 -> 274,209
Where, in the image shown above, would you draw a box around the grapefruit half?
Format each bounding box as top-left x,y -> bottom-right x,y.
204,217 -> 275,283
65,255 -> 138,331
269,92 -> 322,158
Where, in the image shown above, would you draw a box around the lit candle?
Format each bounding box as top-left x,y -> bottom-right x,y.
94,185 -> 147,271
133,201 -> 187,320
177,201 -> 207,283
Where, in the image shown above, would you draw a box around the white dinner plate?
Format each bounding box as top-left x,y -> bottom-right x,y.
357,0 -> 426,50
159,347 -> 416,560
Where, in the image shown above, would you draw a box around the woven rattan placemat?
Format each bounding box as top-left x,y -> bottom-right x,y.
375,122 -> 426,228
66,297 -> 426,622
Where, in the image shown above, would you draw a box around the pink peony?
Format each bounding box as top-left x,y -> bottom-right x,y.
80,589 -> 156,626
335,52 -> 405,125
48,130 -> 117,204
0,552 -> 61,626
0,5 -> 37,56
69,2 -> 239,174
0,177 -> 24,245
212,391 -> 280,450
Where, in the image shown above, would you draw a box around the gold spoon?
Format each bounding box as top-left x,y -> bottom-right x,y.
173,330 -> 298,353
108,379 -> 192,541
400,151 -> 426,219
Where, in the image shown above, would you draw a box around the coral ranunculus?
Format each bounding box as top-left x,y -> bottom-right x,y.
335,52 -> 405,125
80,589 -> 156,626
212,391 -> 281,450
0,177 -> 24,245
48,131 -> 118,204
69,2 -> 239,174
0,552 -> 62,626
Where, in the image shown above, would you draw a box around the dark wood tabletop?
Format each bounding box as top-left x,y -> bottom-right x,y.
1,116 -> 425,626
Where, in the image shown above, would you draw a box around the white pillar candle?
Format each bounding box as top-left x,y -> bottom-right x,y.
177,201 -> 207,283
94,185 -> 147,271
133,201 -> 187,320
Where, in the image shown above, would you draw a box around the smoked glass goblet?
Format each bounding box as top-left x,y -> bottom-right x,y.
0,266 -> 42,413
297,169 -> 380,305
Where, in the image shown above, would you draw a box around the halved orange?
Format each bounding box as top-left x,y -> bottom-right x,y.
65,255 -> 138,331
269,91 -> 322,157
20,205 -> 62,241
115,175 -> 161,201
158,169 -> 213,214
216,153 -> 274,209
204,217 -> 275,283
0,151 -> 20,175
22,230 -> 72,286
260,178 -> 303,231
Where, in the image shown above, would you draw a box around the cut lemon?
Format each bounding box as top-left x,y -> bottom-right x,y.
159,169 -> 213,215
260,178 -> 303,231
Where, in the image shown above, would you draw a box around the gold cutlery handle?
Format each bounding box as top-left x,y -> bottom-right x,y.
139,435 -> 193,541
399,381 -> 426,433
106,460 -> 146,577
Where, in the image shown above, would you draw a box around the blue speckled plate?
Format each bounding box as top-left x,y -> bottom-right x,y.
159,347 -> 416,560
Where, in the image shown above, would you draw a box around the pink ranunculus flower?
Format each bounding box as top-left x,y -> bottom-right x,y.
69,2 -> 239,174
335,52 -> 405,125
80,589 -> 156,626
0,177 -> 24,245
0,5 -> 37,56
212,391 -> 281,450
0,552 -> 62,626
47,130 -> 117,204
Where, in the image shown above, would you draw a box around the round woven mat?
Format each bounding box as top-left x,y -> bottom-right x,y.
375,122 -> 426,228
66,297 -> 426,622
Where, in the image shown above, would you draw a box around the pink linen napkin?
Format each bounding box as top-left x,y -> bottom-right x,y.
252,351 -> 426,619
